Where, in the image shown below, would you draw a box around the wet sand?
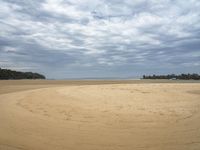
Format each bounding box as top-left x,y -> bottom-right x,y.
0,80 -> 200,150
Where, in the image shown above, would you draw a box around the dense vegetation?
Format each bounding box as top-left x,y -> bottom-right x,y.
143,73 -> 200,80
0,68 -> 45,80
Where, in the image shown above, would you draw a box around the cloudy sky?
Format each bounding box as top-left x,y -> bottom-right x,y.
0,0 -> 200,79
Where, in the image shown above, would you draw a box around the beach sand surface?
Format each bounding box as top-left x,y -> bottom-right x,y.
0,80 -> 200,150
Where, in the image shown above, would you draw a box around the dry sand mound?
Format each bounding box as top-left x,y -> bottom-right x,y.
0,83 -> 200,150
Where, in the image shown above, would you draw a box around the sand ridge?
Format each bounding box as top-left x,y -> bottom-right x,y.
0,83 -> 200,150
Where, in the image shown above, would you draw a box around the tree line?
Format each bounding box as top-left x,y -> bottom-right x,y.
143,73 -> 200,80
0,68 -> 46,80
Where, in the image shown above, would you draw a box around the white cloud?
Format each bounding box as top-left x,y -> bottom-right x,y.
42,0 -> 91,19
0,0 -> 200,78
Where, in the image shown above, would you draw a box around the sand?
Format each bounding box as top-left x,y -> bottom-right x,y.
0,80 -> 200,150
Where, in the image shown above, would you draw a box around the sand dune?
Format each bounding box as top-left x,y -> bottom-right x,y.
0,81 -> 200,150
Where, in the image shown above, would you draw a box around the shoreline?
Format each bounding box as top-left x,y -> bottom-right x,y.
1,79 -> 200,95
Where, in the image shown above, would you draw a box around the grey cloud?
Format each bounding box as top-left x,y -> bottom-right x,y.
0,0 -> 200,78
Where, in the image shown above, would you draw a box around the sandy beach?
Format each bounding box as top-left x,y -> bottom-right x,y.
0,80 -> 200,150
